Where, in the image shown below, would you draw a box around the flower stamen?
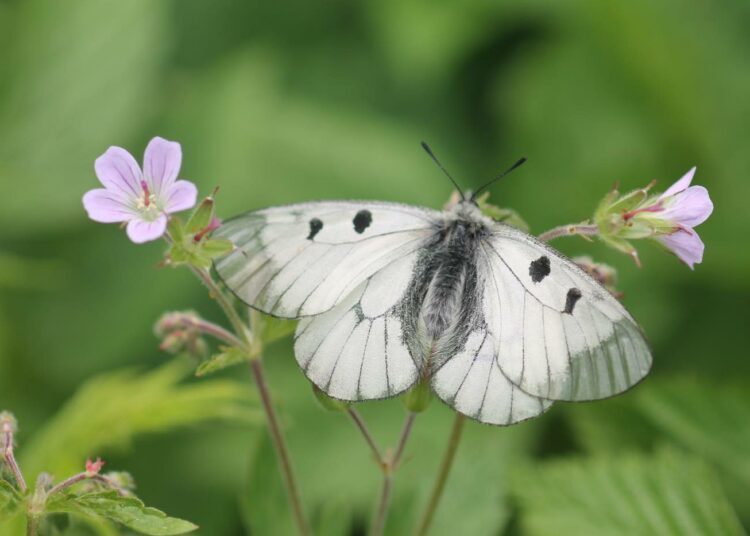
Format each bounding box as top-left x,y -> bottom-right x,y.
140,180 -> 151,207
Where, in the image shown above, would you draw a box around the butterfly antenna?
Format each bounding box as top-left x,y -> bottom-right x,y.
421,141 -> 465,201
470,157 -> 527,201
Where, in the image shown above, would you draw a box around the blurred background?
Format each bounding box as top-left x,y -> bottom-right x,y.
1,0 -> 748,534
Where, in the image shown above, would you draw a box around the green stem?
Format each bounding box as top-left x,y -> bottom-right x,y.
2,425 -> 27,493
370,412 -> 417,536
415,413 -> 466,536
347,408 -> 384,465
26,516 -> 38,536
189,266 -> 251,348
250,359 -> 311,536
538,223 -> 599,242
187,266 -> 310,536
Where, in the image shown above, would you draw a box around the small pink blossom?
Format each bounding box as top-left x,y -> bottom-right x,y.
653,168 -> 713,269
83,137 -> 198,243
623,168 -> 713,269
85,457 -> 105,476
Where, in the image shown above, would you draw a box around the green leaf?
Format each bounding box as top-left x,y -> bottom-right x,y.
195,346 -> 247,377
475,193 -> 530,232
0,479 -> 21,515
256,315 -> 297,347
20,360 -> 258,478
636,379 -> 750,486
513,447 -> 746,536
46,490 -> 198,535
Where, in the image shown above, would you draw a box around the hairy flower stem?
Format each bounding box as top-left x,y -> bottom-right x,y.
538,223 -> 599,242
250,358 -> 311,536
26,516 -> 38,536
187,266 -> 310,536
164,313 -> 243,348
2,423 -> 27,493
415,413 -> 466,536
370,411 -> 417,536
189,267 -> 251,349
347,408 -> 384,465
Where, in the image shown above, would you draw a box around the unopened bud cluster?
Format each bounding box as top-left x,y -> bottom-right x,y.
154,311 -> 209,358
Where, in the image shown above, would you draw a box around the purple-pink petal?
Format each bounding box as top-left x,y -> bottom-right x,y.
95,147 -> 143,199
126,215 -> 168,243
657,229 -> 705,270
164,180 -> 198,213
660,167 -> 696,199
82,188 -> 137,223
144,137 -> 182,196
659,185 -> 713,228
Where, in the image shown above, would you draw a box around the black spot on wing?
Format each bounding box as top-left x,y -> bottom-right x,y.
353,210 -> 372,233
529,255 -> 551,283
564,288 -> 582,314
307,218 -> 323,240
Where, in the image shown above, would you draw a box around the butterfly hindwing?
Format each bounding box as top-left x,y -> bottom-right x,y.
431,329 -> 553,425
479,224 -> 652,402
293,250 -> 423,400
213,201 -> 440,318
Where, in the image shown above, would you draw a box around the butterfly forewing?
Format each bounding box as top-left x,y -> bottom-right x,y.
213,201 -> 440,318
480,224 -> 652,402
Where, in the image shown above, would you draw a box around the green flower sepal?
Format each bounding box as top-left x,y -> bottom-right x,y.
165,194 -> 234,269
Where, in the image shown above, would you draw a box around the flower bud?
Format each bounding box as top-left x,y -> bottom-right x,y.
104,471 -> 136,491
573,256 -> 622,298
186,195 -> 216,235
154,311 -> 208,358
85,458 -> 105,477
0,411 -> 17,435
402,380 -> 432,413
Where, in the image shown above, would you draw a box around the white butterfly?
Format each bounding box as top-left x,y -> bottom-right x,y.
213,160 -> 651,426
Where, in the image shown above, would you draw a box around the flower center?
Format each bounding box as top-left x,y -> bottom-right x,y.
136,180 -> 161,220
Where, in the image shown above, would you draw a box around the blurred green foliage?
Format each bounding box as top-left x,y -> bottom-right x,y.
0,0 -> 748,534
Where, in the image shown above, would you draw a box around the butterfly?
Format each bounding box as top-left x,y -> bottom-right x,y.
213,146 -> 651,426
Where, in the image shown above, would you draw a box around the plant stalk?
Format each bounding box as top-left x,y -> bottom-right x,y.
2,424 -> 27,493
415,413 -> 466,536
347,408 -> 384,465
370,411 -> 417,536
187,266 -> 310,536
538,223 -> 599,242
249,359 -> 311,536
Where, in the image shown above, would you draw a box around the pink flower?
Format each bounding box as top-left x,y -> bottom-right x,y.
85,457 -> 105,476
83,137 -> 198,243
620,167 -> 713,269
652,168 -> 713,269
